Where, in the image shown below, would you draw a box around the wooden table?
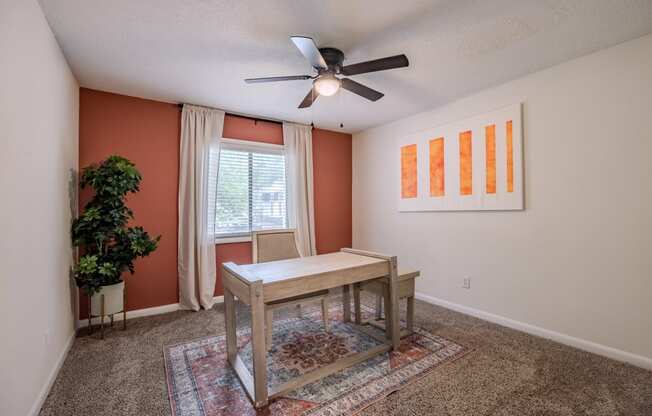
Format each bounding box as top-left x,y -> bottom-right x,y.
222,248 -> 401,408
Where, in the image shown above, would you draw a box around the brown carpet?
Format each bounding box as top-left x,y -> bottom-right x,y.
40,294 -> 652,415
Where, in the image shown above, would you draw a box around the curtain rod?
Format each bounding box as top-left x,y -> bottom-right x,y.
177,103 -> 283,126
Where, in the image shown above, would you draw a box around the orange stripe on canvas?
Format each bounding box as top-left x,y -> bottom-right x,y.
485,125 -> 496,194
401,144 -> 418,198
429,138 -> 444,197
506,120 -> 514,192
459,131 -> 472,195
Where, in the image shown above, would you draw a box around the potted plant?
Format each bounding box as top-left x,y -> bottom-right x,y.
72,155 -> 159,336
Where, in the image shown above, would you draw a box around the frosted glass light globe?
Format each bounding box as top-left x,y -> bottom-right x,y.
314,75 -> 341,96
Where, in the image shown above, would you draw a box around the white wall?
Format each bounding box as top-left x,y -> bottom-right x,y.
353,34 -> 652,365
0,1 -> 79,415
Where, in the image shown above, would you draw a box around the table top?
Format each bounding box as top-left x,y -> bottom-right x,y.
229,251 -> 387,285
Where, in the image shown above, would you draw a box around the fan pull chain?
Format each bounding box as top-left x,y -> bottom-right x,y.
310,87 -> 315,129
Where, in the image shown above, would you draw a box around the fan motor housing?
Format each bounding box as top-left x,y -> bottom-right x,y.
318,47 -> 345,73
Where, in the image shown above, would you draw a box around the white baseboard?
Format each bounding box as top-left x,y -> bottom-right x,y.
76,295 -> 225,328
415,292 -> 652,371
29,330 -> 76,416
34,295 -> 227,415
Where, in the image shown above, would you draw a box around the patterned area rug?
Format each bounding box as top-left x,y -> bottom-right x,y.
164,306 -> 471,416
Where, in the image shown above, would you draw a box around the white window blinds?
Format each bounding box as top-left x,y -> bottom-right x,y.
208,141 -> 287,238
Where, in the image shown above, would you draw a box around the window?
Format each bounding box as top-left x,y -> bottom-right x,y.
208,139 -> 287,241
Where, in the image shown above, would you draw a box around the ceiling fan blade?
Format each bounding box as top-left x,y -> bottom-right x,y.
341,54 -> 409,76
341,78 -> 384,101
245,75 -> 312,84
298,87 -> 319,108
291,36 -> 328,70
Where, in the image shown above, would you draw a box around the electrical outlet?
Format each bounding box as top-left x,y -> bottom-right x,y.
462,277 -> 471,289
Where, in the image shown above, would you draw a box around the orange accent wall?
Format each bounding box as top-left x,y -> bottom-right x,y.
312,128 -> 352,254
78,88 -> 352,316
214,242 -> 253,296
485,125 -> 496,194
459,131 -> 473,195
429,138 -> 445,197
400,144 -> 418,198
222,114 -> 283,145
78,89 -> 180,318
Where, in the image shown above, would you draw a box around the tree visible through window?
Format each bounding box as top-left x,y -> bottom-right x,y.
209,143 -> 287,238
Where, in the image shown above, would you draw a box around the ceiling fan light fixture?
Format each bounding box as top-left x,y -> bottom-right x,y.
245,36 -> 409,108
314,75 -> 340,96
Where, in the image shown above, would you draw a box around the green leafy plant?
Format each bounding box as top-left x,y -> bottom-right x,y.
72,155 -> 160,295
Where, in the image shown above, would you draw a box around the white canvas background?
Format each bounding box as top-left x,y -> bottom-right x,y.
397,103 -> 523,211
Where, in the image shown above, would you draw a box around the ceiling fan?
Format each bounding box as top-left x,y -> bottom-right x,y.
244,36 -> 409,108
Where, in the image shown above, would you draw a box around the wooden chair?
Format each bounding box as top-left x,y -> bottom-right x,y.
252,229 -> 330,349
352,270 -> 419,337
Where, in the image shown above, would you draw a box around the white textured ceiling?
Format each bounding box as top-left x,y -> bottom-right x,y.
39,0 -> 652,133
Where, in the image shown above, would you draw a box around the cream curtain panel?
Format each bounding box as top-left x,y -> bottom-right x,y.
283,122 -> 317,257
178,105 -> 225,311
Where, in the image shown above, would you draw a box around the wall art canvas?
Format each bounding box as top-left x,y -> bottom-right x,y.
398,103 -> 523,211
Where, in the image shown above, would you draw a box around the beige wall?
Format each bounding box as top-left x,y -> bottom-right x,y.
353,34 -> 652,365
0,1 -> 79,415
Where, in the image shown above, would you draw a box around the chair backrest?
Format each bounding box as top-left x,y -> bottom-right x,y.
252,229 -> 301,264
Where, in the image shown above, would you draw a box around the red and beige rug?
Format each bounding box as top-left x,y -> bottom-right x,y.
164,306 -> 471,416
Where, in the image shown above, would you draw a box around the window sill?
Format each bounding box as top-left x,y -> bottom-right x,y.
214,235 -> 252,245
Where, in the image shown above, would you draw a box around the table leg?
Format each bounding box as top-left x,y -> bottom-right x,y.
375,294 -> 383,320
407,296 -> 415,335
353,283 -> 362,324
224,287 -> 237,365
342,284 -> 351,322
382,285 -> 392,339
321,297 -> 330,332
387,256 -> 401,350
265,310 -> 273,350
250,282 -> 268,408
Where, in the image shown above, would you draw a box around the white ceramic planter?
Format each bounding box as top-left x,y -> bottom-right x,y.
90,281 -> 125,316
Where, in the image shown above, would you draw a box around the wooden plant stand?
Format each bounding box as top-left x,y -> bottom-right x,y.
87,284 -> 127,339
